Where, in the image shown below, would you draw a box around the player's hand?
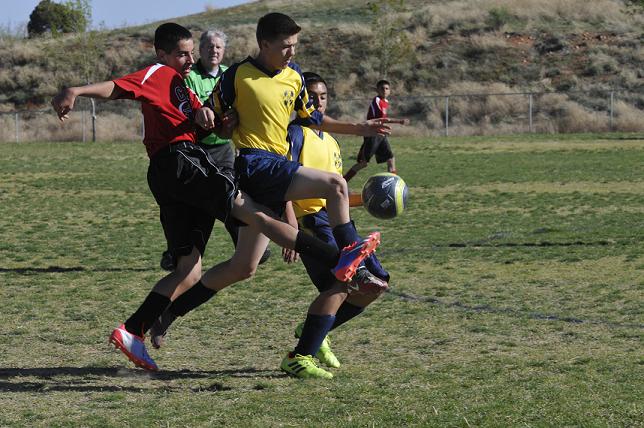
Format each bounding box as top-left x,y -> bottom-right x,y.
195,107 -> 218,130
282,247 -> 299,264
363,119 -> 391,136
221,108 -> 238,131
51,88 -> 76,122
401,118 -> 410,125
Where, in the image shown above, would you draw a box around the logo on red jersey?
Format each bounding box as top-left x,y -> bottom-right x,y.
174,85 -> 193,118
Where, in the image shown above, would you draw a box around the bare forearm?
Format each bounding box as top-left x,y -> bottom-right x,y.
52,80 -> 122,122
312,115 -> 391,137
314,115 -> 362,135
68,81 -> 121,100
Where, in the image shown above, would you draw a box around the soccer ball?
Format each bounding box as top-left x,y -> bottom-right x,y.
361,173 -> 408,219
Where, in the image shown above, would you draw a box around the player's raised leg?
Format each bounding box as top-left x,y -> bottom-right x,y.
285,167 -> 379,281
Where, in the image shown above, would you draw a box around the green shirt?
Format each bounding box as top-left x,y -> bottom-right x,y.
185,61 -> 229,146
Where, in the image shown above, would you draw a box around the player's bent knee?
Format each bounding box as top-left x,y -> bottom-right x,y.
328,173 -> 348,198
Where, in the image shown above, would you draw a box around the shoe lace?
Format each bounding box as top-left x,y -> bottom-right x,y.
297,354 -> 319,368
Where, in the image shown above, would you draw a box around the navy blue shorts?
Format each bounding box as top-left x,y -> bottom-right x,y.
299,209 -> 390,292
235,148 -> 300,215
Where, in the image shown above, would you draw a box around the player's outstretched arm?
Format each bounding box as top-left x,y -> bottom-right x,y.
51,81 -> 122,122
380,117 -> 410,125
313,115 -> 391,137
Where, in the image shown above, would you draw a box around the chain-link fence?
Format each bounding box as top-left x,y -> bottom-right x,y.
1,89 -> 642,143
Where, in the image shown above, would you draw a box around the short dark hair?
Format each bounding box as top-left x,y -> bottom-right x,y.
256,13 -> 301,44
376,79 -> 390,89
154,23 -> 192,53
303,71 -> 327,88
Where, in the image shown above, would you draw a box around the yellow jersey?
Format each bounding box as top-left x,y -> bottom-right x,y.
288,125 -> 342,218
209,57 -> 321,157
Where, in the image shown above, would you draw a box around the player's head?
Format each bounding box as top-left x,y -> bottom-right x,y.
256,13 -> 301,71
376,79 -> 391,99
199,29 -> 227,71
303,72 -> 328,114
154,23 -> 195,77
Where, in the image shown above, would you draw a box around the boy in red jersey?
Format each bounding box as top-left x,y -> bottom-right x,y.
344,79 -> 410,182
51,23 -> 380,372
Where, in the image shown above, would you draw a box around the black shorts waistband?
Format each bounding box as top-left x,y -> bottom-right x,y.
151,141 -> 197,160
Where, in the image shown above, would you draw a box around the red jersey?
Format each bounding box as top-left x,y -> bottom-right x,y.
113,64 -> 202,157
366,96 -> 389,120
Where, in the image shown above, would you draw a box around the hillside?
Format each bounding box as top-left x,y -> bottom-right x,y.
0,0 -> 642,136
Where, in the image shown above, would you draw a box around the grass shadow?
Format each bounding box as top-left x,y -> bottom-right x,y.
0,266 -> 157,274
0,366 -> 282,393
387,289 -> 644,329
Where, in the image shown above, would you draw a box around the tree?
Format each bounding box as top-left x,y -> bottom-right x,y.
27,0 -> 89,37
367,0 -> 413,78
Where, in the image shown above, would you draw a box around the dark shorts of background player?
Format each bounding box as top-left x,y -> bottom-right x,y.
357,135 -> 393,164
148,141 -> 237,259
235,148 -> 299,216
299,209 -> 390,292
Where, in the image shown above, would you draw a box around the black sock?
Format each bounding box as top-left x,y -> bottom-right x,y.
294,230 -> 339,268
168,281 -> 217,317
330,302 -> 364,331
124,291 -> 170,337
343,168 -> 357,182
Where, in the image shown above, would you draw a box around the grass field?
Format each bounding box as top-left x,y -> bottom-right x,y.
0,133 -> 642,427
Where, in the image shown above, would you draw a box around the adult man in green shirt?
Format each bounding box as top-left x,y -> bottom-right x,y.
159,29 -> 270,272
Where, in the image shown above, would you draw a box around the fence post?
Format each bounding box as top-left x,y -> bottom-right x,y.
444,96 -> 449,137
609,91 -> 614,131
15,112 -> 19,142
90,98 -> 97,142
528,93 -> 533,133
82,109 -> 86,142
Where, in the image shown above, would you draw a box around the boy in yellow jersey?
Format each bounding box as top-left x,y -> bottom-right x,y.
198,12 -> 388,281
280,72 -> 390,379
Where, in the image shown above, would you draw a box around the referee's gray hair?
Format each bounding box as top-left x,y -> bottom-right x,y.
200,30 -> 228,48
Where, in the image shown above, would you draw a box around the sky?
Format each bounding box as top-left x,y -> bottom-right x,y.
1,0 -> 252,33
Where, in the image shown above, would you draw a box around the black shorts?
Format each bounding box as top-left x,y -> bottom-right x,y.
148,142 -> 237,258
198,142 -> 235,171
357,135 -> 393,164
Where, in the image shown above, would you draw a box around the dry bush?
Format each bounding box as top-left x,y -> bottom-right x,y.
441,81 -> 524,125
334,23 -> 371,37
222,24 -> 258,62
94,112 -> 142,141
613,100 -> 644,132
0,114 -> 17,141
416,0 -> 641,32
584,51 -> 621,76
470,32 -> 511,50
334,73 -> 359,98
538,93 -> 610,133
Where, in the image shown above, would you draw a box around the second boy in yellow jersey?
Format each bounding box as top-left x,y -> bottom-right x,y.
202,12 -> 389,284
280,72 -> 390,379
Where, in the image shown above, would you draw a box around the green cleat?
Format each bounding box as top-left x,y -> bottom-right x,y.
295,322 -> 341,368
280,353 -> 333,379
